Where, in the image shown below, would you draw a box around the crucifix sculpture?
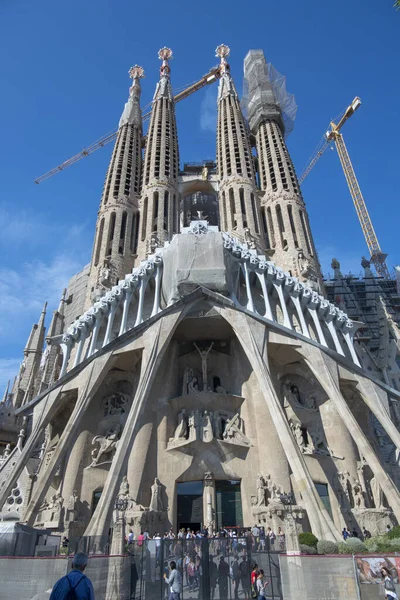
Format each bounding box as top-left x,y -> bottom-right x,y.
193,342 -> 214,391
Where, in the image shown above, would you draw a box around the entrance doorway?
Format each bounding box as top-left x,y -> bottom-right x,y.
216,480 -> 243,529
176,481 -> 203,531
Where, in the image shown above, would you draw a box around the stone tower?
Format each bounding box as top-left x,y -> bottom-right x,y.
136,47 -> 180,259
216,45 -> 264,246
244,50 -> 322,289
86,65 -> 145,305
12,303 -> 47,409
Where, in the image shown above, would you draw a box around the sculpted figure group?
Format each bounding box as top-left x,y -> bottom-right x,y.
169,409 -> 250,447
255,474 -> 286,507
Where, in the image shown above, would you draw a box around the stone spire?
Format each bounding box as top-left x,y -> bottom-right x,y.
136,47 -> 180,259
86,65 -> 145,305
216,45 -> 264,246
38,289 -> 67,392
244,50 -> 323,289
12,302 -> 47,408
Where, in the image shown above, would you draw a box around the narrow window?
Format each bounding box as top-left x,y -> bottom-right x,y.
106,212 -> 116,256
229,188 -> 235,229
299,210 -> 312,254
164,191 -> 169,232
287,205 -> 299,248
119,211 -> 127,255
261,208 -> 270,248
267,207 -> 275,247
250,193 -> 259,234
94,218 -> 104,267
141,198 -> 148,241
153,191 -> 159,220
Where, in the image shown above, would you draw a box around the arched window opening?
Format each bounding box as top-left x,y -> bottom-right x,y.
287,205 -> 299,248
267,207 -> 275,248
141,198 -> 148,241
94,218 -> 104,267
164,191 -> 169,233
276,205 -> 287,249
106,213 -> 116,256
119,211 -> 127,255
229,188 -> 236,229
299,210 -> 312,254
261,208 -> 270,248
250,193 -> 259,234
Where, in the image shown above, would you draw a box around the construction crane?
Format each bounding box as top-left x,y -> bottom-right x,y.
34,66 -> 221,185
299,97 -> 390,279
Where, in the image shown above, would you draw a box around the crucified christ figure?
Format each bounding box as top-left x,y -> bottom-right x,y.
193,342 -> 214,391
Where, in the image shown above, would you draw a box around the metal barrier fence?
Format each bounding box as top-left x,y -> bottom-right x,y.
279,555 -> 359,600
0,537 -> 283,600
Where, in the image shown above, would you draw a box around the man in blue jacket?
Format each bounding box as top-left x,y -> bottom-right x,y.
50,552 -> 95,599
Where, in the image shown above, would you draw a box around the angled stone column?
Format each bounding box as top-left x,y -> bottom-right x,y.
301,346 -> 400,521
357,377 -> 400,454
24,354 -> 115,526
0,387 -> 62,509
84,310 -> 182,539
220,307 -> 341,542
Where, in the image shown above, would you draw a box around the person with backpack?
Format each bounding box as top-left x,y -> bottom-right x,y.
49,552 -> 95,599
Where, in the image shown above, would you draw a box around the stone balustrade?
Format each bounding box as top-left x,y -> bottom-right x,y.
222,231 -> 362,367
58,252 -> 164,378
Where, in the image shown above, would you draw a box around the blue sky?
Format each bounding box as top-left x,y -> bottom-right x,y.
0,0 -> 399,391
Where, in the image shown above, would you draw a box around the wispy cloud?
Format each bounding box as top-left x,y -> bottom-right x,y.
0,206 -> 90,248
200,86 -> 217,133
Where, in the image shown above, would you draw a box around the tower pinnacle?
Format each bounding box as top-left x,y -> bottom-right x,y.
158,47 -> 172,76
86,65 -> 144,305
137,48 -> 180,258
215,46 -> 263,244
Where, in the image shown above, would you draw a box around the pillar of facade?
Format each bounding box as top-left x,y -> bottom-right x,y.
85,66 -> 145,307
215,45 -> 264,247
203,473 -> 216,531
244,50 -> 323,290
136,48 -> 180,260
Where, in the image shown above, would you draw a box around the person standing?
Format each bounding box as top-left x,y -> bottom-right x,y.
164,560 -> 183,600
128,529 -> 134,545
239,557 -> 250,600
231,556 -> 240,599
251,524 -> 260,552
277,527 -> 285,551
50,552 -> 95,600
381,567 -> 398,600
218,556 -> 229,599
256,569 -> 269,600
342,528 -> 349,540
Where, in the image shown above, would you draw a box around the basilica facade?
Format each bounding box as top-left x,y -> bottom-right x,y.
1,46 -> 400,545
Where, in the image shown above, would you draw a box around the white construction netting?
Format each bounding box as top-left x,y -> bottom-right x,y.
242,51 -> 297,138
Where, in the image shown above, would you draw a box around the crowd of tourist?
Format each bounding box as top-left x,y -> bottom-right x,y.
125,524 -> 284,599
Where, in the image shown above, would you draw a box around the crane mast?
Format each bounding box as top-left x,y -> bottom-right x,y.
299,97 -> 390,279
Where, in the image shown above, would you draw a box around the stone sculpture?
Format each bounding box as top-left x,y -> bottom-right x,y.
290,422 -> 306,451
104,393 -> 130,416
149,477 -> 164,512
90,423 -> 121,467
66,490 -> 79,522
352,482 -> 366,509
173,410 -> 188,439
256,474 -> 268,507
223,413 -> 251,446
370,475 -> 384,509
194,342 -> 214,391
168,409 -> 250,447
